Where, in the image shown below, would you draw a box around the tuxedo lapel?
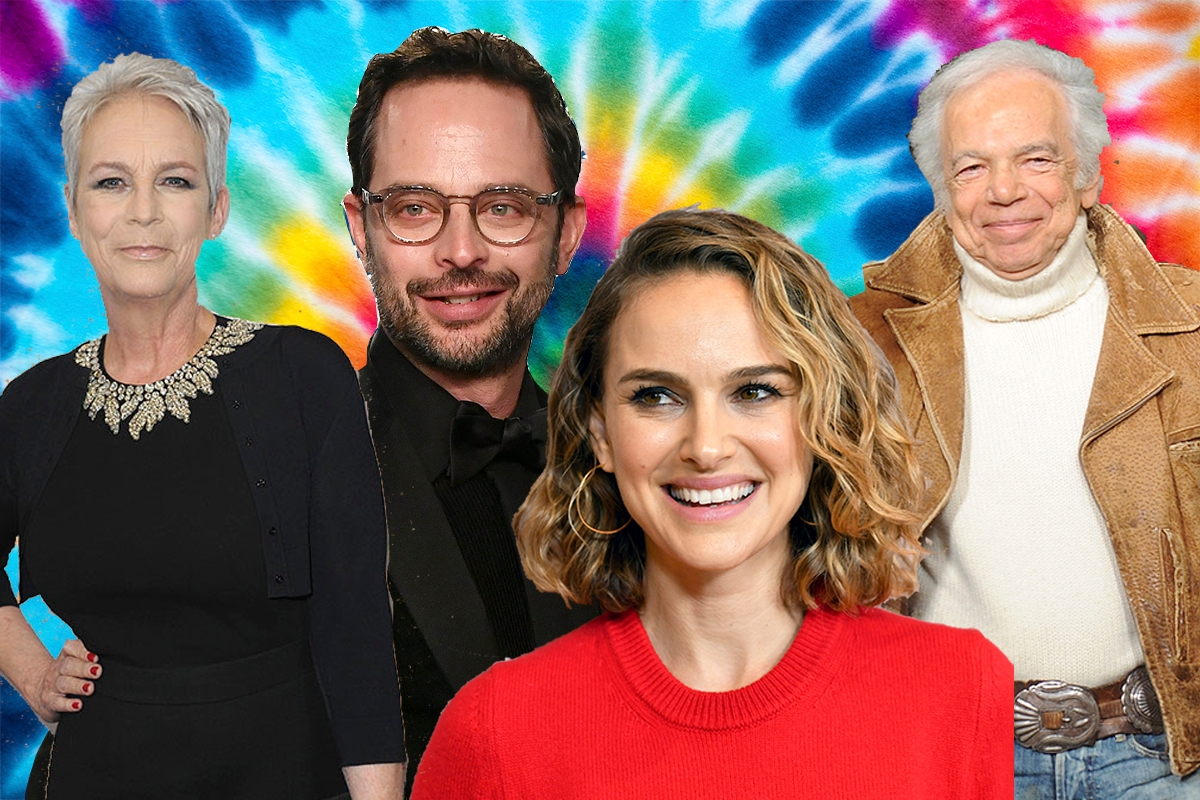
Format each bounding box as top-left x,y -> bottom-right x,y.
359,352 -> 502,690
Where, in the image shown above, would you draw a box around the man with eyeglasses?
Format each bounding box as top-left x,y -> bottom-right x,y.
342,27 -> 595,793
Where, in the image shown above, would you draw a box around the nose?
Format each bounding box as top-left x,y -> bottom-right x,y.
679,400 -> 737,470
432,200 -> 489,269
986,162 -> 1027,205
127,184 -> 162,225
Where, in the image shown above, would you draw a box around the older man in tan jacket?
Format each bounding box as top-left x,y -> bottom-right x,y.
851,39 -> 1200,795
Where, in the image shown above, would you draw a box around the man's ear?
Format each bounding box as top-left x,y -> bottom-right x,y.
554,197 -> 587,277
587,404 -> 614,473
343,191 -> 369,268
1079,171 -> 1101,210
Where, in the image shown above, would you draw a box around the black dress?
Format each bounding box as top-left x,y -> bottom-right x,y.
20,340 -> 348,799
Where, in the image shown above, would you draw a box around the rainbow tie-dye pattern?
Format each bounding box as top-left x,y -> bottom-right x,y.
1,0 -> 1197,794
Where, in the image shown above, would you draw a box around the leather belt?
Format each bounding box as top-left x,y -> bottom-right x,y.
1014,666 -> 1163,753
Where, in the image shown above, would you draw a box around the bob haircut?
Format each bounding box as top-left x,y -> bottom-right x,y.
61,53 -> 230,211
346,27 -> 582,207
909,39 -> 1110,209
516,208 -> 924,615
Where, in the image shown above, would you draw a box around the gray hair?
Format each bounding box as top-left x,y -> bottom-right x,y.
61,53 -> 230,210
909,39 -> 1110,208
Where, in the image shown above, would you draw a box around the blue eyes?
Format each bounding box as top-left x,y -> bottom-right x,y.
92,176 -> 195,190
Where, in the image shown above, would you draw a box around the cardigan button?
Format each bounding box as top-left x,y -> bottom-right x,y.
232,400 -> 242,409
256,479 -> 267,488
245,437 -> 253,447
268,526 -> 277,536
274,574 -> 285,584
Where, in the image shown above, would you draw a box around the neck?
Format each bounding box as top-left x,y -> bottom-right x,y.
102,291 -> 214,385
639,535 -> 803,692
956,214 -> 1097,322
390,335 -> 530,418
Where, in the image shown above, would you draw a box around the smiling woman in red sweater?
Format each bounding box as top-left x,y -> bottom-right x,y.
412,209 -> 1012,799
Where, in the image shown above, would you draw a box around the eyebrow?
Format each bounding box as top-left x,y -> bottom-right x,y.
86,160 -> 201,174
615,364 -> 793,385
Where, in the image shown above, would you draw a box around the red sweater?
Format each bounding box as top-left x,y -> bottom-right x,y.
413,607 -> 1013,799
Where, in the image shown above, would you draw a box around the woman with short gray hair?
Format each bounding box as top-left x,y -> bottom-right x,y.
0,53 -> 405,799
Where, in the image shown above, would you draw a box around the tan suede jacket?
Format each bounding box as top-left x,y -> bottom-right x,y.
850,204 -> 1200,776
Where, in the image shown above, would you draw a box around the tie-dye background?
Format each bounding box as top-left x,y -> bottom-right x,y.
1,0 -> 1197,793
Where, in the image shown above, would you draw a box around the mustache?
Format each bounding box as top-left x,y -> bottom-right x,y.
407,267 -> 518,297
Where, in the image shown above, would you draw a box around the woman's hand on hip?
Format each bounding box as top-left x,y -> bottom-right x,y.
31,639 -> 100,731
0,607 -> 99,733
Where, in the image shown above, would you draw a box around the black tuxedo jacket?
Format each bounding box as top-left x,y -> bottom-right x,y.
358,333 -> 596,777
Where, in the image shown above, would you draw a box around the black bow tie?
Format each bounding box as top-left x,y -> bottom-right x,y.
448,402 -> 548,486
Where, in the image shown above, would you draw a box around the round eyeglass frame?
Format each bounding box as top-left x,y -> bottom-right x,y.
358,185 -> 564,246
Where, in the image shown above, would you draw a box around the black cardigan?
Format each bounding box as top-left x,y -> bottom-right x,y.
0,324 -> 404,766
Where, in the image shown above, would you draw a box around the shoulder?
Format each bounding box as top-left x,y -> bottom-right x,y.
1157,264 -> 1200,306
473,615 -> 608,695
844,607 -> 1011,680
443,616 -> 609,723
239,322 -> 352,372
0,348 -> 85,414
418,618 -> 608,793
225,322 -> 358,395
849,278 -> 915,329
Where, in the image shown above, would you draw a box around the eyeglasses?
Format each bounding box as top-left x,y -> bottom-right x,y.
359,185 -> 564,246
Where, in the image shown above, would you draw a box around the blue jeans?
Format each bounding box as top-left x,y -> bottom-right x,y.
1015,735 -> 1200,799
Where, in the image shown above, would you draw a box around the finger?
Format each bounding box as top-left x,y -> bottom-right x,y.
54,675 -> 95,698
56,696 -> 84,714
56,656 -> 100,680
59,640 -> 98,664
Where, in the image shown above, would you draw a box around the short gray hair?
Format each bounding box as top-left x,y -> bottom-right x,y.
909,39 -> 1110,208
61,53 -> 230,210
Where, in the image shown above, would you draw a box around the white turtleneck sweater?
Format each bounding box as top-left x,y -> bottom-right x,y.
911,215 -> 1144,686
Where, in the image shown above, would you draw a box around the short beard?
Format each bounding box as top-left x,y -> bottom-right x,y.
366,235 -> 558,378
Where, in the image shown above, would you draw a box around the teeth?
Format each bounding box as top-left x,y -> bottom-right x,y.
443,295 -> 481,305
669,482 -> 755,506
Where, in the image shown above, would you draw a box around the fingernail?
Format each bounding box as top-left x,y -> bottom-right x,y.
71,701 -> 81,711
82,682 -> 92,694
90,666 -> 99,677
86,653 -> 98,663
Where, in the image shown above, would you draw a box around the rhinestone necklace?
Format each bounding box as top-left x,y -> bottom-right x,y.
76,317 -> 262,440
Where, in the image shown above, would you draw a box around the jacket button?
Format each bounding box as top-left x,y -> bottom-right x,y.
268,526 -> 277,536
232,399 -> 242,409
274,574 -> 285,584
256,479 -> 267,488
245,437 -> 253,447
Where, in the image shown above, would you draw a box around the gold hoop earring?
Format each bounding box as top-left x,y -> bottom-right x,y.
568,465 -> 631,536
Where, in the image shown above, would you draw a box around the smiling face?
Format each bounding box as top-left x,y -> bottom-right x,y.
68,93 -> 227,306
344,78 -> 586,377
588,270 -> 813,588
942,69 -> 1100,280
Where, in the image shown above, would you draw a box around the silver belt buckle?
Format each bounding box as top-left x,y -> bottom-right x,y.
1121,666 -> 1164,735
1015,681 -> 1100,753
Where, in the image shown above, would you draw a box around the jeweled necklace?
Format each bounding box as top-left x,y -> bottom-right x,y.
76,317 -> 262,440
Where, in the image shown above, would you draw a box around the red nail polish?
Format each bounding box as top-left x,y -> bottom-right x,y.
86,653 -> 98,663
90,666 -> 99,677
82,683 -> 92,693
71,701 -> 81,710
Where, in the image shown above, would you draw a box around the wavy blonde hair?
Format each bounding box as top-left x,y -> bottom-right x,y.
515,208 -> 924,614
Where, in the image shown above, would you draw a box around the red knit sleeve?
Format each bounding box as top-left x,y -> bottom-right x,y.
970,637 -> 1014,799
411,673 -> 504,800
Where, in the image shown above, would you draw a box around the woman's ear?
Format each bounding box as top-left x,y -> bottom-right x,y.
587,407 -> 614,472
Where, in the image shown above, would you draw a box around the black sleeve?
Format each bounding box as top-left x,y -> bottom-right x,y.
288,332 -> 406,766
